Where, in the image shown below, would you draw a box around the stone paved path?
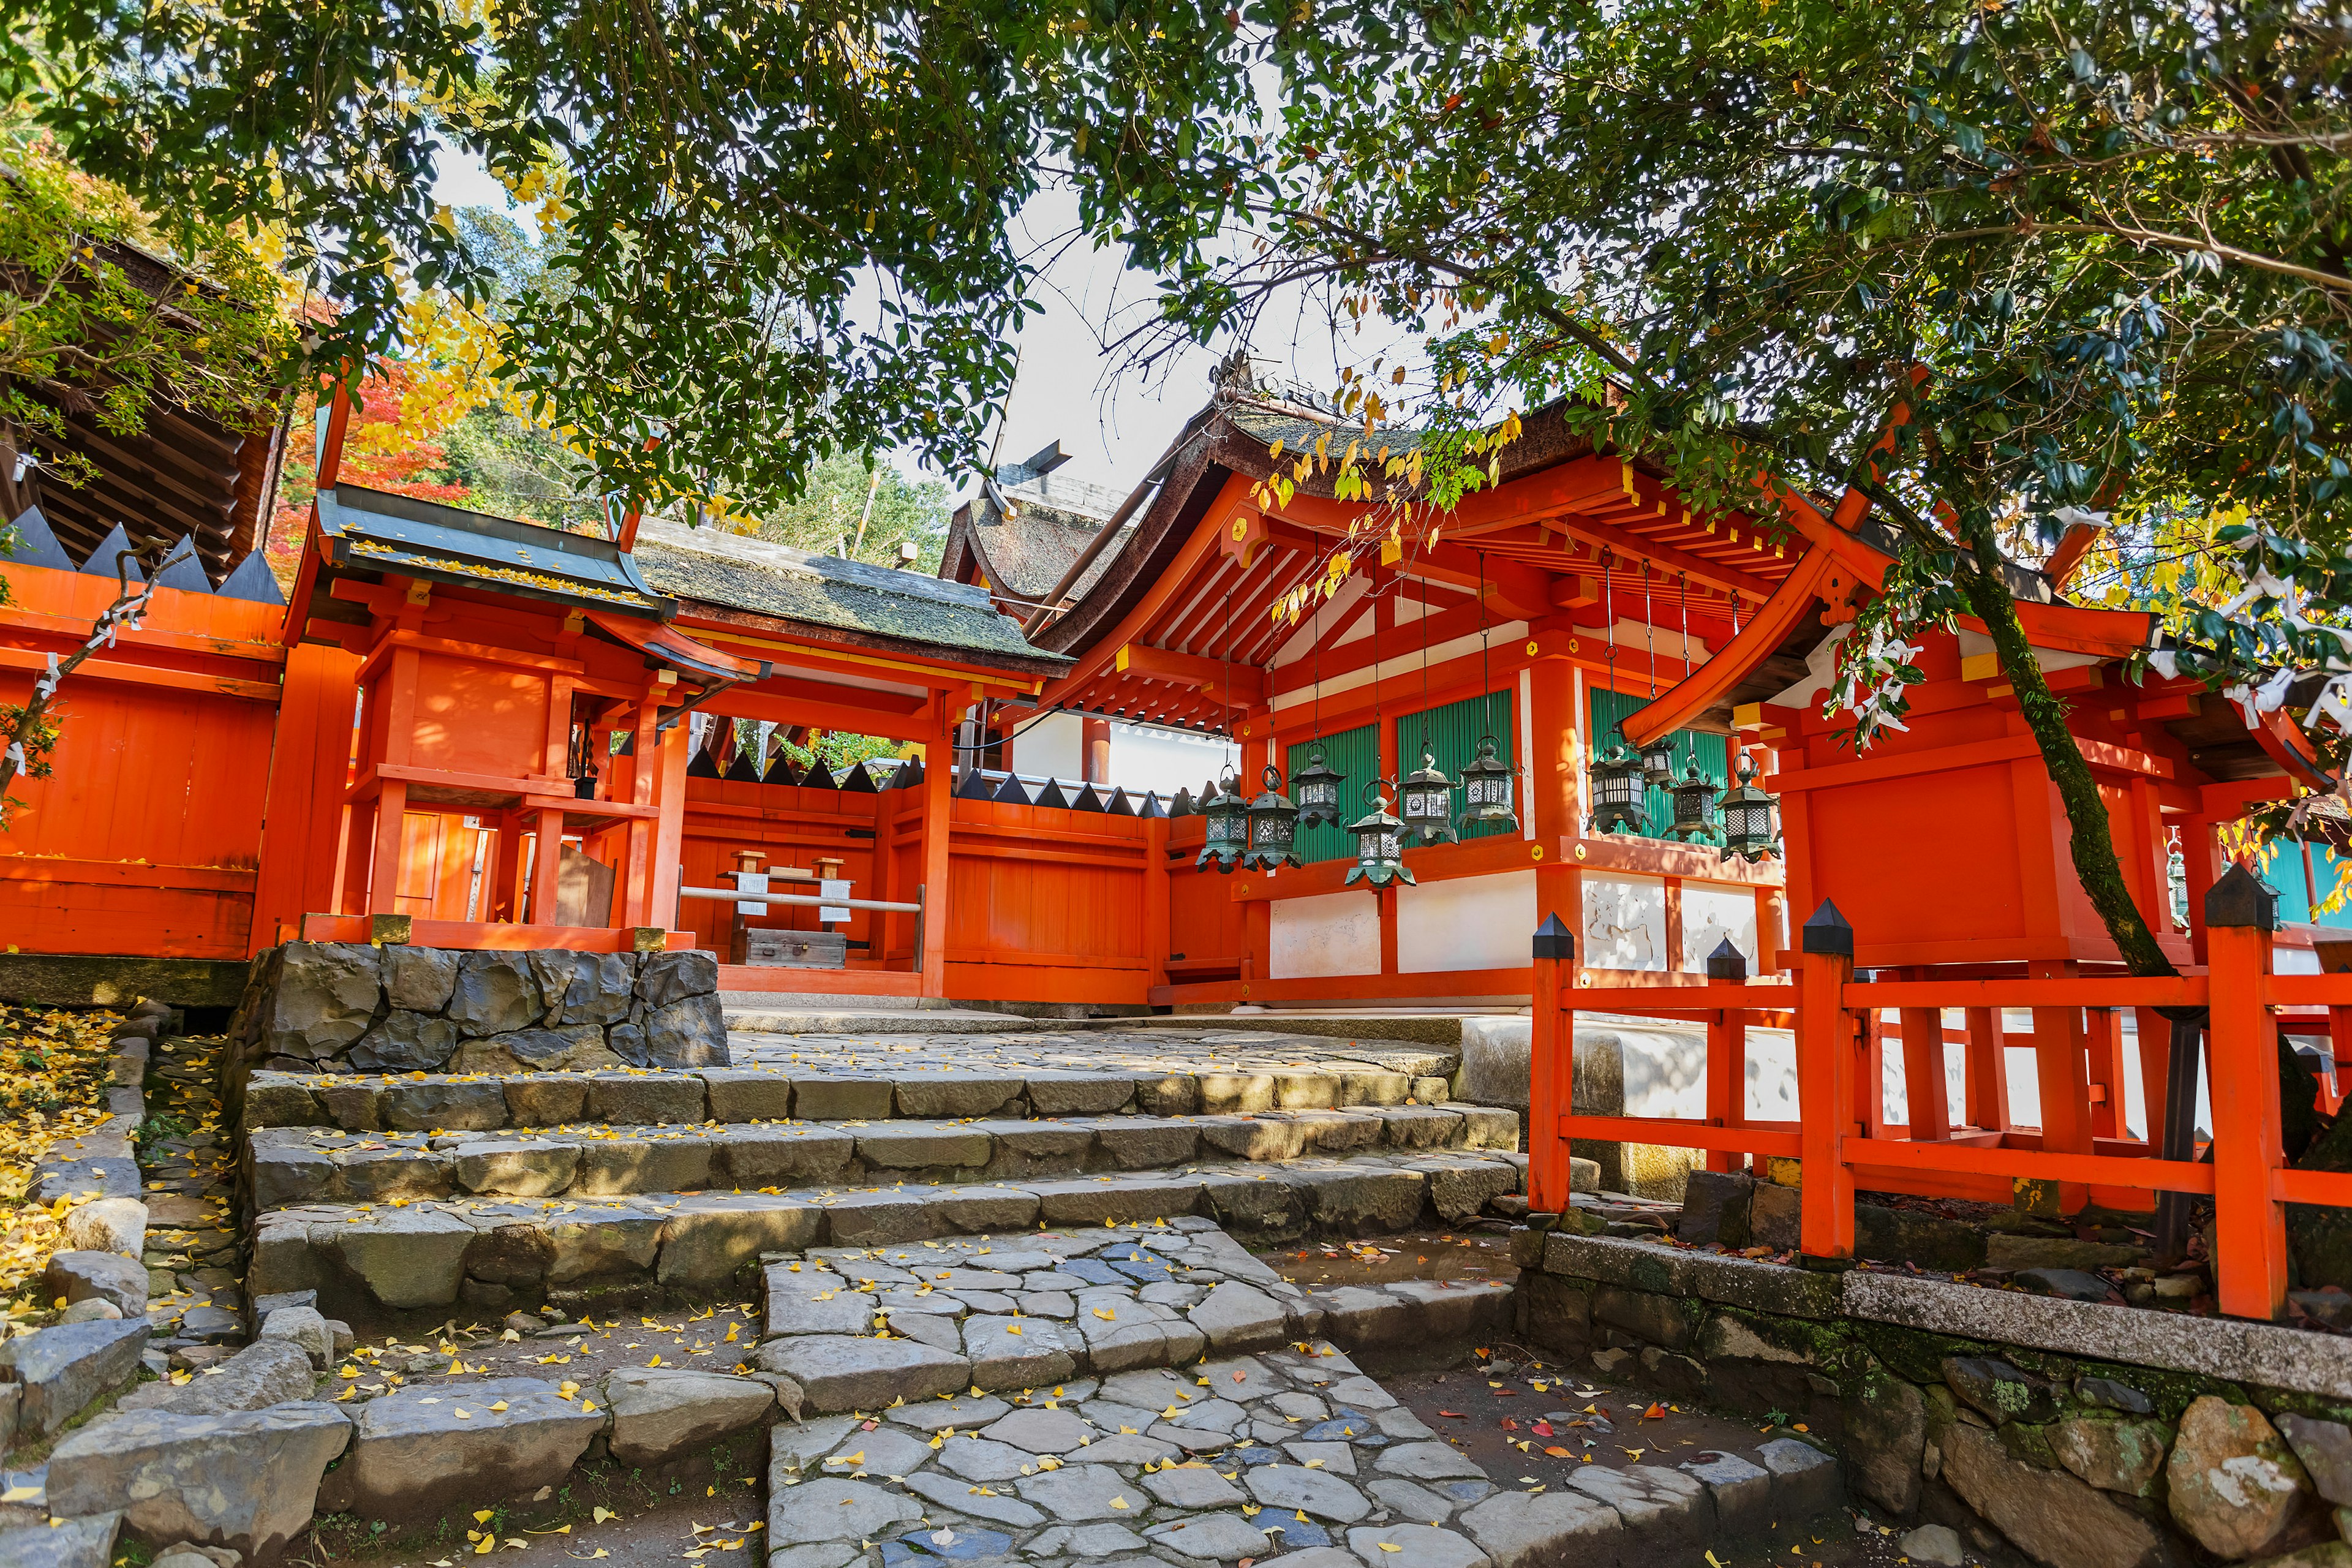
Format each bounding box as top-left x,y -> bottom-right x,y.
757,1222 -> 1840,1568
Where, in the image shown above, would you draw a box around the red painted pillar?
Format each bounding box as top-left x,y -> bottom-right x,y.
1900,1005 -> 1950,1141
1529,913 -> 1574,1213
2207,866 -> 2287,1320
1083,717 -> 1112,784
1798,900 -> 1857,1259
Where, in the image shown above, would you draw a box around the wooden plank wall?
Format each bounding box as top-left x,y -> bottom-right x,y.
0,565 -> 287,959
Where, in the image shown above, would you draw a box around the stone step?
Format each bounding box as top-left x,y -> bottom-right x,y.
246,1149 -> 1528,1319
750,1221 -> 1514,1414
240,1050 -> 1467,1135
721,1003 -> 1034,1034
243,1101 -> 1522,1208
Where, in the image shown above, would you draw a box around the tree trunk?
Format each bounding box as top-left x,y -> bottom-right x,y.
1950,504 -> 2177,978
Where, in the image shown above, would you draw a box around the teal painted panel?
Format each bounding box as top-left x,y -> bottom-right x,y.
1588,687 -> 1727,839
1395,688 -> 1519,842
1284,722 -> 1378,864
2310,842 -> 2352,928
2271,840 -> 2315,925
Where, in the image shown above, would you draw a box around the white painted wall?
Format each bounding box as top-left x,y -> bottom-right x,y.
1108,720 -> 1240,798
1583,872 -> 1668,971
1015,711 -> 1085,781
1270,891 -> 1382,979
1396,870 -> 1537,973
1681,884 -> 1760,971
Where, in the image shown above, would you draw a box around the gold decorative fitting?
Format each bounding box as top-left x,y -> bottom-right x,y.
1573,844 -> 1588,861
1525,639 -> 1539,656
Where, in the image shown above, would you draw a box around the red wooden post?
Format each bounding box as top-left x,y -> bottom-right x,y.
2132,1005 -> 2169,1145
1798,899 -> 1857,1257
2206,865 -> 2288,1320
1964,1006 -> 2010,1133
918,704 -> 954,995
1856,1008 -> 1888,1138
1703,937 -> 1751,1172
529,805 -> 565,925
2030,996 -> 2094,1212
368,780 -> 409,915
2086,1007 -> 2125,1141
1899,1005 -> 1950,1140
1082,716 -> 1112,783
1143,812 -> 1171,995
1529,912 -> 1574,1213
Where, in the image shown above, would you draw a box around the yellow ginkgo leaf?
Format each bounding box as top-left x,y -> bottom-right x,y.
476,1510 -> 496,1524
1092,1308 -> 1115,1321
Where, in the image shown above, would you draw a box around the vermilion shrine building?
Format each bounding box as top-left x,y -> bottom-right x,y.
0,370 -> 2335,1016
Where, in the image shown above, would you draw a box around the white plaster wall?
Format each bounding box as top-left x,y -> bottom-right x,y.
1108,721 -> 1239,798
1015,711 -> 1084,782
1681,884 -> 1760,971
1583,873 -> 1667,971
1396,870 -> 1537,973
1269,891 -> 1382,979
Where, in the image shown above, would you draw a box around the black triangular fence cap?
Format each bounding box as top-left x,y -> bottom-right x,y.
1033,777 -> 1072,809
1706,937 -> 1749,981
686,749 -> 723,779
2207,862 -> 2280,932
1532,913 -> 1575,960
1138,790 -> 1166,819
80,523 -> 141,581
763,755 -> 800,785
153,546 -> 212,594
6,506 -> 76,572
1169,788 -> 1195,818
722,751 -> 764,783
1801,899 -> 1855,957
616,733 -> 636,756
992,772 -> 1033,805
217,549 -> 286,605
1106,787 -> 1136,816
892,756 -> 925,791
955,767 -> 997,800
799,760 -> 839,791
839,760 -> 881,793
1071,782 -> 1107,813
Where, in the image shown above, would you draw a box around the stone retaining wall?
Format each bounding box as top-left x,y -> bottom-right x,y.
1515,1229 -> 2352,1568
227,943 -> 730,1080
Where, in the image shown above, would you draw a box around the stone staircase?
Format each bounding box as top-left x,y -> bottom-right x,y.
237,1023 -> 1528,1322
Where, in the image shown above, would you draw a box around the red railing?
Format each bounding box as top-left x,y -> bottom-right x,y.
1527,871 -> 2352,1323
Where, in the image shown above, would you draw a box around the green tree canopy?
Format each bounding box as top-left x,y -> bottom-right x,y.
1160,0 -> 2352,973
8,2 -> 1469,516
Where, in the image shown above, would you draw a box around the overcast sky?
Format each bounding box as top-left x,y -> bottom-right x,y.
433,146 -> 1425,505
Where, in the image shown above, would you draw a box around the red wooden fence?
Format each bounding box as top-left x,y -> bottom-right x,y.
1528,870 -> 2352,1323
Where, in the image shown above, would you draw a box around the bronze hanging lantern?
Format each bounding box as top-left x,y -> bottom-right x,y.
1399,749 -> 1458,846
1640,731 -> 1679,790
1588,730 -> 1648,835
1242,764 -> 1302,872
1667,758 -> 1720,843
1196,766 -> 1246,872
1457,734 -> 1518,832
1343,780 -> 1415,890
1717,755 -> 1781,862
1289,742 -> 1346,830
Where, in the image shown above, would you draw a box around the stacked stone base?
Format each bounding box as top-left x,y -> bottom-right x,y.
1516,1229 -> 2352,1568
227,942 -> 729,1084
